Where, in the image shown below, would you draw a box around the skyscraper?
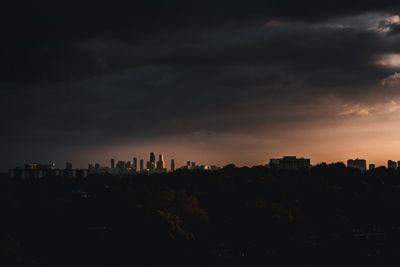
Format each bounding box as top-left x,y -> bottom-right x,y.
116,161 -> 125,174
133,157 -> 137,171
157,154 -> 165,169
171,159 -> 175,172
66,162 -> 72,170
111,158 -> 115,169
140,159 -> 144,172
150,152 -> 156,170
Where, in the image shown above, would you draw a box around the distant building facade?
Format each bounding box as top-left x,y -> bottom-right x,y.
111,158 -> 115,169
140,159 -> 144,172
347,159 -> 366,171
65,162 -> 72,170
9,163 -> 88,179
150,152 -> 156,170
133,158 -> 137,171
269,156 -> 311,170
157,154 -> 165,169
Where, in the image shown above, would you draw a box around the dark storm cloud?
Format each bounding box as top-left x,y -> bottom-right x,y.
1,1 -> 400,170
1,1 -> 399,83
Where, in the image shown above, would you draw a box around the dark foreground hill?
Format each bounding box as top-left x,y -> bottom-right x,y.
2,164 -> 400,266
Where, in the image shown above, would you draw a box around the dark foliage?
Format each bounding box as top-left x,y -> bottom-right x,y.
2,165 -> 400,266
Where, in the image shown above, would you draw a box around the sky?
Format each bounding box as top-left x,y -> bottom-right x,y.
1,1 -> 400,171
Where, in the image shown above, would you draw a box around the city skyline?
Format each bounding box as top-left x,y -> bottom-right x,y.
1,2 -> 400,174
8,151 -> 400,172
5,149 -> 400,172
3,2 -> 400,266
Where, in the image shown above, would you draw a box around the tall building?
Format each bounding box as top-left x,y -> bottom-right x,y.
191,162 -> 196,169
347,159 -> 366,171
150,152 -> 156,170
140,159 -> 144,172
133,157 -> 137,171
187,161 -> 191,168
111,158 -> 115,169
171,159 -> 175,172
388,160 -> 397,169
116,161 -> 125,174
125,161 -> 132,168
66,162 -> 72,170
157,154 -> 165,169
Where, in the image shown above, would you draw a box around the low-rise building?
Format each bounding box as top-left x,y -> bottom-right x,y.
269,156 -> 311,170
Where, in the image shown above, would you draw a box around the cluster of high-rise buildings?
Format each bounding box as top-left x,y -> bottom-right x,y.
9,154 -> 400,179
88,152 -> 220,174
103,152 -> 171,175
8,152 -> 220,179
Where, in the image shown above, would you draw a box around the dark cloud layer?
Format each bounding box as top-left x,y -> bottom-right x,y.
1,1 -> 400,170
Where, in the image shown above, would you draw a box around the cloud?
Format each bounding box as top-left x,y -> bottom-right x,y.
381,72 -> 400,85
2,2 -> 400,170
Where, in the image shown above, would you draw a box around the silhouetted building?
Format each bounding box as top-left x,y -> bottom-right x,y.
95,163 -> 100,169
269,156 -> 310,170
10,162 -> 88,178
140,159 -> 144,172
65,162 -> 72,170
388,160 -> 397,169
157,154 -> 165,169
12,163 -> 52,178
133,157 -> 137,171
210,165 -> 221,171
116,161 -> 126,174
150,152 -> 156,170
25,163 -> 48,178
347,159 -> 366,171
111,158 -> 115,169
369,164 -> 375,170
171,159 -> 175,171
269,159 -> 281,168
187,161 -> 191,167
